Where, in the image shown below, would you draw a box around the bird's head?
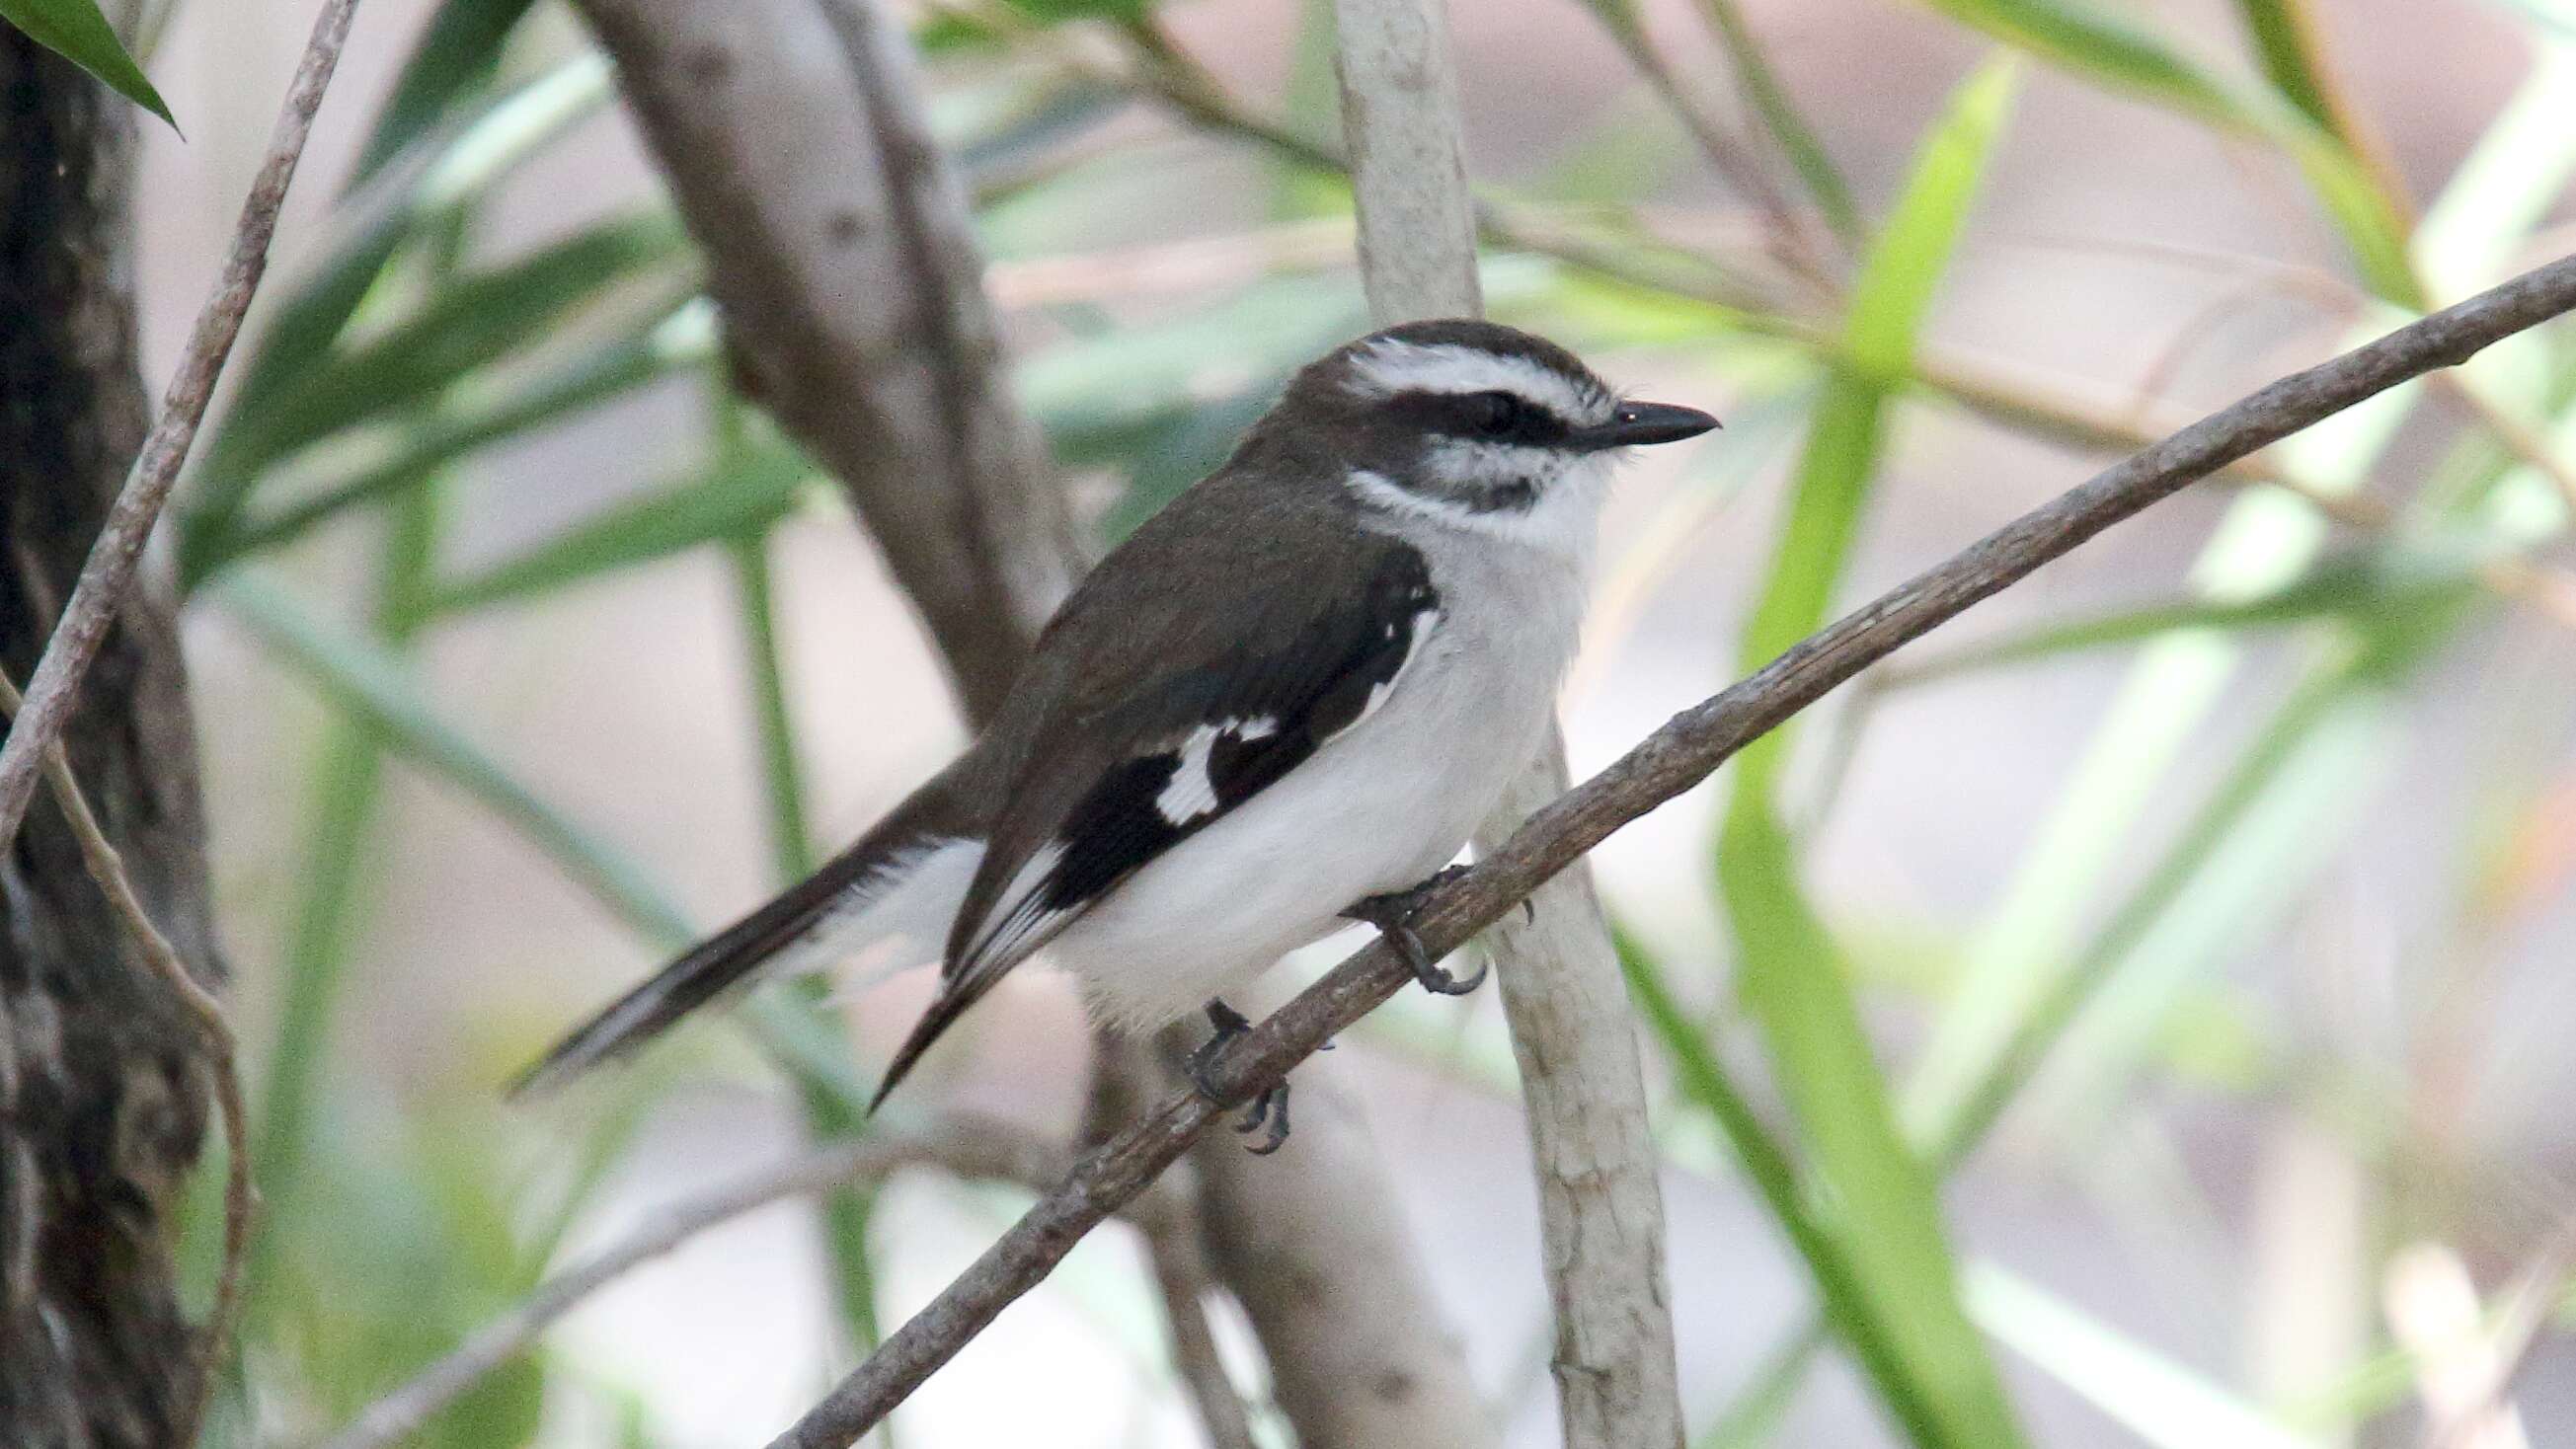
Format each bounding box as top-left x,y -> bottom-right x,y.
1267,319 -> 1718,546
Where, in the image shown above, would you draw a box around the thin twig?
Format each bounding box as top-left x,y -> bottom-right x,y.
314,1119 -> 1070,1449
1584,0 -> 1836,293
0,667 -> 249,1446
759,251 -> 2576,1449
0,0 -> 359,858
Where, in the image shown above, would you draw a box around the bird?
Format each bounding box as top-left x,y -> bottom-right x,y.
510,318 -> 1717,1151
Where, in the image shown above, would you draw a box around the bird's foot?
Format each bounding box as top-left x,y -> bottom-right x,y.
1186,998 -> 1291,1154
1343,866 -> 1485,996
1232,1079 -> 1291,1156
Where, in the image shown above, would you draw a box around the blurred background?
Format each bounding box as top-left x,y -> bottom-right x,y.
111,0 -> 2576,1443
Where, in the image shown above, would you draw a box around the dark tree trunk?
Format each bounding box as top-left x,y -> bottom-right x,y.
0,32 -> 225,1449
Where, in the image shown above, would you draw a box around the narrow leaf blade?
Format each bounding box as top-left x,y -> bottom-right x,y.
1720,53 -> 2027,1449
1,0 -> 173,126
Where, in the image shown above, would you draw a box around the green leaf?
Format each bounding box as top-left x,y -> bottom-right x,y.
217,572 -> 696,948
1719,54 -> 2025,1449
2234,0 -> 2341,132
1001,0 -> 1148,21
192,52 -> 618,532
723,511 -> 892,1358
1,0 -> 173,127
211,211 -> 691,482
1690,0 -> 1860,244
1621,932 -> 1947,1446
185,296 -> 716,584
1740,50 -> 2016,679
245,483 -> 445,1323
1719,803 -> 2026,1449
350,0 -> 543,186
1906,0 -> 2244,124
1905,38 -> 2576,1146
1905,0 -> 2420,304
1881,549 -> 2484,689
428,436 -> 813,616
1967,1264 -> 2329,1449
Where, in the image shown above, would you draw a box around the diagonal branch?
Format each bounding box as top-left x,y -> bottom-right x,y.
0,0 -> 357,859
761,250 -> 2576,1449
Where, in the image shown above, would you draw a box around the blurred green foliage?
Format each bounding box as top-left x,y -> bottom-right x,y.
159,0 -> 2576,1444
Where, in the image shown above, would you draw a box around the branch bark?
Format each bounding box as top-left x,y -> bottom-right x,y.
0,0 -> 357,861
1334,2 -> 1684,1445
762,248 -> 2576,1449
0,666 -> 249,1449
0,32 -> 228,1448
568,0 -> 1079,723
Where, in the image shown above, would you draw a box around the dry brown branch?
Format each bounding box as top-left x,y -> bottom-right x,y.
0,0 -> 357,859
753,229 -> 2576,1449
569,0 -> 1079,724
0,666 -> 247,1445
1333,0 -> 1682,1443
313,1119 -> 1070,1449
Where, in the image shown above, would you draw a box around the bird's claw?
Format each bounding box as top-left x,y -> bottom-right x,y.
1189,998 -> 1292,1154
1344,866 -> 1486,997
1232,1082 -> 1291,1155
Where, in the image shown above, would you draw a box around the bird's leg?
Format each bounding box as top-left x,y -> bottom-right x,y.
1343,864 -> 1485,996
1185,998 -> 1291,1154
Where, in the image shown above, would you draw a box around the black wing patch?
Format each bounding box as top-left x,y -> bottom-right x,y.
872,547 -> 1440,1106
957,548 -> 1441,983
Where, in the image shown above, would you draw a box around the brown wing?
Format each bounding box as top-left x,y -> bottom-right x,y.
868,478 -> 1440,1104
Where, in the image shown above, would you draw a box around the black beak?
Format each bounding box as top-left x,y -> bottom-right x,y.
1576,401 -> 1722,450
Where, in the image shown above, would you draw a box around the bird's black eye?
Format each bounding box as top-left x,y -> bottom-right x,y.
1467,390 -> 1525,437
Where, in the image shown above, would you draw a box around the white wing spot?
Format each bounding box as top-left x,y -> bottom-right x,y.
1152,717 -> 1279,826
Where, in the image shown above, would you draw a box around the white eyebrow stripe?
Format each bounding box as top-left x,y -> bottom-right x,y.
1347,341 -> 1609,423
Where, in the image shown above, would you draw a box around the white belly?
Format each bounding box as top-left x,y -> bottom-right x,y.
1052,532 -> 1587,1029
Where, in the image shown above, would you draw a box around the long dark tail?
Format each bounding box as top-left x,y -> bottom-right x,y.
507,757 -> 982,1100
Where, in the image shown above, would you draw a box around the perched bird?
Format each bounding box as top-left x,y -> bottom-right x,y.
512,318 -> 1716,1150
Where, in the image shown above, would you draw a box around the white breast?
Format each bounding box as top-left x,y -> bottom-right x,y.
1051,504 -> 1594,1030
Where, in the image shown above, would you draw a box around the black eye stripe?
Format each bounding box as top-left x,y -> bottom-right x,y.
1387,387 -> 1571,443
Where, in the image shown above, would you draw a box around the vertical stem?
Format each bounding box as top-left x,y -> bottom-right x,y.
244,487 -> 435,1298
244,209 -> 462,1322
721,461 -> 889,1364
1330,2 -> 1684,1445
